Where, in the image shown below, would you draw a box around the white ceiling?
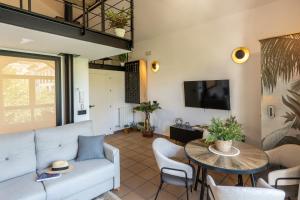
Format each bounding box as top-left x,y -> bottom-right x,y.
134,0 -> 278,42
0,23 -> 128,60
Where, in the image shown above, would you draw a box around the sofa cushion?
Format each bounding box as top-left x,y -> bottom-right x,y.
0,131 -> 36,182
77,135 -> 105,161
0,172 -> 46,200
35,120 -> 94,169
43,159 -> 115,200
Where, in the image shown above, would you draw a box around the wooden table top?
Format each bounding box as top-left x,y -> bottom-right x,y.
185,139 -> 269,174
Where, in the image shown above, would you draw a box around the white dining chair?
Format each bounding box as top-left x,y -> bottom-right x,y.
207,175 -> 285,200
265,144 -> 300,200
152,138 -> 195,200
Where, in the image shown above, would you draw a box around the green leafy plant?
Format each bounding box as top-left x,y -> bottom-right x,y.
105,8 -> 130,29
133,101 -> 161,136
205,116 -> 244,143
133,101 -> 161,114
118,53 -> 128,63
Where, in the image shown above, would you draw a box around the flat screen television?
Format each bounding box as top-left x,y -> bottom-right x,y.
184,80 -> 231,110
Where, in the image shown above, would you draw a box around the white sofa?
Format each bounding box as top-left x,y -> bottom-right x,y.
0,120 -> 120,200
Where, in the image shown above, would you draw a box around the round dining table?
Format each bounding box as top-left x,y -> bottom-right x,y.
185,139 -> 269,200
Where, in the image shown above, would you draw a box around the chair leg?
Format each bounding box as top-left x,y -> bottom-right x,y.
185,183 -> 189,200
207,188 -> 209,200
184,176 -> 189,200
154,181 -> 163,200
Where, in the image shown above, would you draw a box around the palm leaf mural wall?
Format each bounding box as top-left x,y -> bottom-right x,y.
261,33 -> 300,92
282,80 -> 300,130
261,33 -> 300,149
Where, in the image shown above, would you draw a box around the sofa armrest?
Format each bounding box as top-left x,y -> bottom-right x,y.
104,143 -> 120,189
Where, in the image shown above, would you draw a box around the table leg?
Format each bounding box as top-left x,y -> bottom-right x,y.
194,165 -> 201,191
250,174 -> 256,187
237,174 -> 244,186
200,168 -> 207,200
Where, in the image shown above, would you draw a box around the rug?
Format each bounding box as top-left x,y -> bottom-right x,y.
94,192 -> 122,200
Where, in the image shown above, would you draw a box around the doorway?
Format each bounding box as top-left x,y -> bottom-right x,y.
89,69 -> 128,135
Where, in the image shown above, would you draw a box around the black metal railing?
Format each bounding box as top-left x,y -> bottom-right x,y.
0,0 -> 133,42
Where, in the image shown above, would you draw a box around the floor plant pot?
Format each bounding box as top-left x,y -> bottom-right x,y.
123,128 -> 130,134
143,113 -> 153,137
215,140 -> 232,153
142,130 -> 154,138
115,28 -> 126,37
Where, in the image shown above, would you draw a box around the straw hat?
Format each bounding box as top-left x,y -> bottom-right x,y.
47,160 -> 74,174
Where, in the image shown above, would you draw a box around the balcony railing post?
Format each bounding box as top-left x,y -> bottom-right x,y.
82,0 -> 86,35
86,12 -> 89,28
130,0 -> 134,47
28,0 -> 31,11
64,1 -> 73,22
101,0 -> 105,32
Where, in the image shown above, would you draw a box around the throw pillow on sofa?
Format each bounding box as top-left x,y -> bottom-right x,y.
76,135 -> 105,161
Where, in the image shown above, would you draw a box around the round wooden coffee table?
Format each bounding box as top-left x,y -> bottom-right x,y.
185,139 -> 269,200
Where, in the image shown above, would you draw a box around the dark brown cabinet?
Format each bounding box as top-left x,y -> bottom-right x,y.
125,60 -> 147,103
170,125 -> 203,144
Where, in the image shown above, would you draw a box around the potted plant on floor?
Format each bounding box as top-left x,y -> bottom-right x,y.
133,101 -> 161,137
123,124 -> 130,134
205,116 -> 245,152
105,8 -> 130,38
136,121 -> 144,131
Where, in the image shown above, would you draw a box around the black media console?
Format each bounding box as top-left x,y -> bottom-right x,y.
170,125 -> 203,144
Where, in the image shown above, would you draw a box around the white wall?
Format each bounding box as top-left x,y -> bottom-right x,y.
132,0 -> 300,146
73,57 -> 90,122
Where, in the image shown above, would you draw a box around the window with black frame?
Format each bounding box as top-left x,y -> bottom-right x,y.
0,50 -> 61,134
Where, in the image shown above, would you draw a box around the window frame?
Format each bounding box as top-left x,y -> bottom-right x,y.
0,49 -> 62,126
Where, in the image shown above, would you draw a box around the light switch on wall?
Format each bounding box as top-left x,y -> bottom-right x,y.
267,105 -> 275,119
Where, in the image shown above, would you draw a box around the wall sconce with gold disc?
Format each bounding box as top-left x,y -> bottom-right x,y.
151,61 -> 160,72
232,47 -> 250,64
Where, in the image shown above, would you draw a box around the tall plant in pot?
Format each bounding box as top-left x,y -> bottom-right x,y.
133,101 -> 161,137
105,8 -> 130,38
205,116 -> 245,153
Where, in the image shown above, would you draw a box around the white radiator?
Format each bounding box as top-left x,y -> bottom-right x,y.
117,106 -> 134,128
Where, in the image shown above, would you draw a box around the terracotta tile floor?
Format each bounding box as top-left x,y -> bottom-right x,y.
105,131 -> 252,200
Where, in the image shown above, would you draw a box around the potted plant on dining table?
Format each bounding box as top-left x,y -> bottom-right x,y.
205,116 -> 245,153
